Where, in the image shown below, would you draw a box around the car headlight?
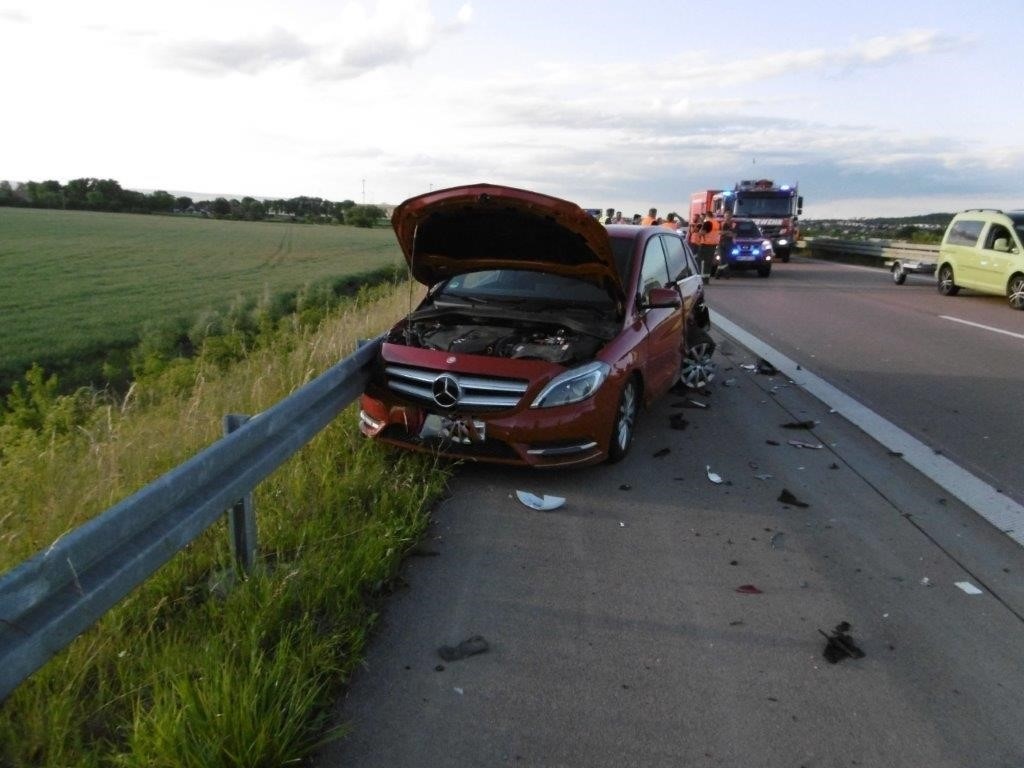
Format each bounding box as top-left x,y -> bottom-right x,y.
531,361 -> 610,408
777,238 -> 788,246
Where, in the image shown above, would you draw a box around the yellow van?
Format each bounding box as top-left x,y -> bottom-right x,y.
937,209 -> 1024,310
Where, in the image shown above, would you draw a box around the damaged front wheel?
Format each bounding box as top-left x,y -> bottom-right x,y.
680,328 -> 716,390
607,377 -> 639,463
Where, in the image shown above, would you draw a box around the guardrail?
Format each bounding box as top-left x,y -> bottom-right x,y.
0,338 -> 382,701
804,237 -> 940,265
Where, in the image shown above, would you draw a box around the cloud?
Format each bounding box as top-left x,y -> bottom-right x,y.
162,26 -> 311,75
0,8 -> 29,23
155,0 -> 473,80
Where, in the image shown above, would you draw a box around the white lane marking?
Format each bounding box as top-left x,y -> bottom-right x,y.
711,309 -> 1024,547
940,315 -> 1024,341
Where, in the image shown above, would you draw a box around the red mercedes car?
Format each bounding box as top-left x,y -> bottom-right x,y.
359,184 -> 715,467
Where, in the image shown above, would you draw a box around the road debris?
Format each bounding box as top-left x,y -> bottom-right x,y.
619,484 -> 632,491
954,581 -> 983,595
684,399 -> 708,409
438,635 -> 490,662
653,447 -> 672,458
669,414 -> 689,430
754,474 -> 773,481
766,439 -> 781,446
706,465 -> 723,484
778,489 -> 810,508
515,491 -> 565,511
740,363 -> 757,371
735,584 -> 763,595
920,577 -> 931,587
781,420 -> 816,430
769,532 -> 786,549
788,440 -> 823,450
756,359 -> 779,376
722,378 -> 738,387
820,622 -> 865,664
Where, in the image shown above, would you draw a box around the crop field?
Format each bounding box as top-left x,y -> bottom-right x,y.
0,207 -> 404,382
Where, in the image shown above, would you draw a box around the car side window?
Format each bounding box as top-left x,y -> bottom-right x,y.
946,219 -> 984,246
985,224 -> 1014,252
662,235 -> 689,281
640,237 -> 669,296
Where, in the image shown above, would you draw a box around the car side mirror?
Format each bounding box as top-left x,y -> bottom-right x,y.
642,287 -> 682,310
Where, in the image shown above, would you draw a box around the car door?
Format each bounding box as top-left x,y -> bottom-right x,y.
638,234 -> 684,399
980,222 -> 1016,291
944,218 -> 985,289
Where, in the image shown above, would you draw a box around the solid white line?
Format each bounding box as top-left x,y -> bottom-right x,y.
711,309 -> 1024,548
940,315 -> 1024,341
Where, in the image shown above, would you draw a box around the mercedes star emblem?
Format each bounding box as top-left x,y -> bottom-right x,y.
432,374 -> 461,409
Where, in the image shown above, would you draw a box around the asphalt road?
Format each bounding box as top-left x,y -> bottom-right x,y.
704,255 -> 1024,508
317,330 -> 1024,767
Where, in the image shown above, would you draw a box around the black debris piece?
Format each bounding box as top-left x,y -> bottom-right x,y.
778,489 -> 810,508
410,547 -> 441,557
781,420 -> 816,430
435,664 -> 446,672
756,358 -> 779,376
829,462 -> 840,470
820,622 -> 865,664
653,447 -> 672,458
766,439 -> 781,446
438,635 -> 490,662
619,484 -> 632,491
889,451 -> 904,458
669,414 -> 689,430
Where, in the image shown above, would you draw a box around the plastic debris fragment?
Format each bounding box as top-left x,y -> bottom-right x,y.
756,359 -> 779,376
740,363 -> 757,371
515,490 -> 565,511
781,420 -> 816,430
754,473 -> 773,481
438,635 -> 490,662
723,378 -> 737,387
954,581 -> 983,595
820,622 -> 865,664
706,465 -> 723,484
619,484 -> 632,491
778,489 -> 810,508
788,440 -> 823,449
653,447 -> 671,458
735,584 -> 763,594
669,414 -> 689,430
685,399 -> 708,409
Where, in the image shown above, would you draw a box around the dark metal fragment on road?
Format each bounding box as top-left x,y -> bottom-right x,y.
438,635 -> 490,662
820,622 -> 865,664
778,489 -> 810,508
653,447 -> 672,458
829,462 -> 840,470
781,420 -> 816,430
766,439 -> 780,446
669,414 -> 689,430
889,451 -> 904,458
756,358 -> 779,376
619,484 -> 632,491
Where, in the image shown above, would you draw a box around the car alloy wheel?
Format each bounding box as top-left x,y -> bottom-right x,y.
607,377 -> 638,463
1009,275 -> 1024,310
892,264 -> 907,285
938,265 -> 959,296
680,328 -> 716,390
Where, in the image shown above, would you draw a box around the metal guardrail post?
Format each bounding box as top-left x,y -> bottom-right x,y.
223,414 -> 257,573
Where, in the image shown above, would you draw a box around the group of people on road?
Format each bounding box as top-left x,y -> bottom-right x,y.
601,207 -> 683,230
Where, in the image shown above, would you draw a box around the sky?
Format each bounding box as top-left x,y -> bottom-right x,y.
2,0 -> 1022,218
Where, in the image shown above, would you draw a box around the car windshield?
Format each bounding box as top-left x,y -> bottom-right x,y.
440,269 -> 615,307
734,220 -> 761,237
733,196 -> 794,217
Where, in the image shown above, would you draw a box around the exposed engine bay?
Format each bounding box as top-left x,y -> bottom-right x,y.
390,318 -> 604,365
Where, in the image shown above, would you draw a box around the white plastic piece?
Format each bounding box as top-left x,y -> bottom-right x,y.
954,581 -> 983,595
515,490 -> 566,511
706,465 -> 723,484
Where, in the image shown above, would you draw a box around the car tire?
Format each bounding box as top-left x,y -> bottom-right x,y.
757,265 -> 771,277
1009,274 -> 1024,310
937,264 -> 959,296
680,328 -> 716,390
892,263 -> 907,285
607,376 -> 639,464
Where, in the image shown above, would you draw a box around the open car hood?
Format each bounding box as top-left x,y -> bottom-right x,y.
391,184 -> 625,306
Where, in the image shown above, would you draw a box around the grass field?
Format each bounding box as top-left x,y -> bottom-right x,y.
0,207 -> 404,385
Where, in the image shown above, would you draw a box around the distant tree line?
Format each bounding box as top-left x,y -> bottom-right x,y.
0,178 -> 385,227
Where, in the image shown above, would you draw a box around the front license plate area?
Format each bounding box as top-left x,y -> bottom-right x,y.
418,414 -> 487,444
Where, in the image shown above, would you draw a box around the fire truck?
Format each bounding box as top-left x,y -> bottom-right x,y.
688,180 -> 803,261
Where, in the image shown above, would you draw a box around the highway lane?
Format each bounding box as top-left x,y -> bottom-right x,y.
704,255 -> 1024,509
317,335 -> 1024,768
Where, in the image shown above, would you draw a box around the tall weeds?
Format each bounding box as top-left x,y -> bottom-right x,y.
0,280 -> 446,767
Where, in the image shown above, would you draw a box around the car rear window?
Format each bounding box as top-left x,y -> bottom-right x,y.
946,219 -> 984,246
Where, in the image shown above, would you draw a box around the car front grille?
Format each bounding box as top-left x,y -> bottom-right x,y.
384,365 -> 529,410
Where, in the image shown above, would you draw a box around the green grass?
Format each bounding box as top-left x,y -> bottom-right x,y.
0,282 -> 448,766
0,207 -> 403,386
